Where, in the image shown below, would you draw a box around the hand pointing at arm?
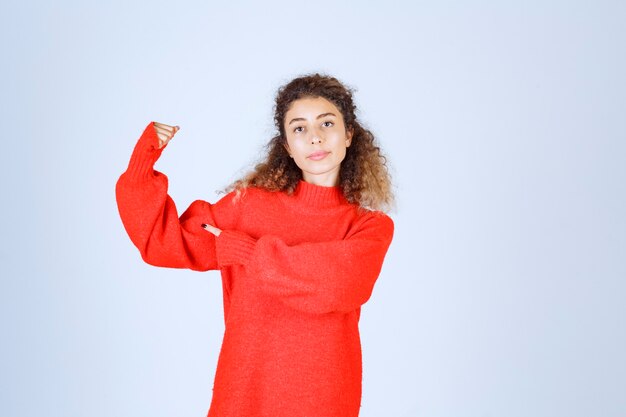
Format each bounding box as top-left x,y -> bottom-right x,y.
202,223 -> 222,237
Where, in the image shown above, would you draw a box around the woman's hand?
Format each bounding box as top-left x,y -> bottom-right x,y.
153,121 -> 180,149
202,223 -> 222,237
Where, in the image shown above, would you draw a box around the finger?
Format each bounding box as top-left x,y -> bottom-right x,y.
154,133 -> 171,149
201,223 -> 222,237
155,128 -> 177,146
155,130 -> 169,141
156,133 -> 172,145
154,125 -> 175,136
154,121 -> 176,129
154,122 -> 180,134
155,133 -> 170,147
154,127 -> 176,143
155,127 -> 180,143
202,223 -> 219,234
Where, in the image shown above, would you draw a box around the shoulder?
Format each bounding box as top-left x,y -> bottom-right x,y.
235,185 -> 299,209
195,185 -> 285,216
226,185 -> 282,206
348,207 -> 394,240
179,189 -> 251,229
355,205 -> 394,226
179,188 -> 246,220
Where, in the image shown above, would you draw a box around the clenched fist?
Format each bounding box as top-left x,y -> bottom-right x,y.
153,121 -> 180,149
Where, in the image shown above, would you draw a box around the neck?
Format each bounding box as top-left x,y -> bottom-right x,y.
302,170 -> 340,187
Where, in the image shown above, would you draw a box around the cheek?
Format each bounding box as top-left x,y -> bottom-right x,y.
295,139 -> 309,153
337,147 -> 348,162
287,141 -> 307,162
285,136 -> 298,152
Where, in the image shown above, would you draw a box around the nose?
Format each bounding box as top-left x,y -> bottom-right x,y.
310,128 -> 324,144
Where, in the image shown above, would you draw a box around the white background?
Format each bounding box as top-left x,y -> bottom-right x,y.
1,1 -> 625,416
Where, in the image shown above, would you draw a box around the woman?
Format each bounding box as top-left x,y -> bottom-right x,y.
115,73 -> 394,417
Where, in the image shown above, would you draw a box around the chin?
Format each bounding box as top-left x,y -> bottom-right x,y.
305,166 -> 338,175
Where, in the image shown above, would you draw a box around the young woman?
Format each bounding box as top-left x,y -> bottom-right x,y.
115,73 -> 394,417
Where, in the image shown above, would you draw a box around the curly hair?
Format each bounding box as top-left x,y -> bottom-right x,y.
225,72 -> 394,212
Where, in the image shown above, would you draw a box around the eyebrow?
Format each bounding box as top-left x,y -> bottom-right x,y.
288,112 -> 337,126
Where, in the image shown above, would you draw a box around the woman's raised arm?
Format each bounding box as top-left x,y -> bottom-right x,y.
115,121 -> 239,271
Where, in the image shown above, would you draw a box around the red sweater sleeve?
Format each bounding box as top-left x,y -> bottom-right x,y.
115,121 -> 238,271
215,212 -> 394,314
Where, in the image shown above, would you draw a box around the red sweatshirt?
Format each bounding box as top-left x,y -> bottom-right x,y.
115,122 -> 394,417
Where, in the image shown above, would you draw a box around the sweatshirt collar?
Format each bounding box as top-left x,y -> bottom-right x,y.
291,180 -> 347,208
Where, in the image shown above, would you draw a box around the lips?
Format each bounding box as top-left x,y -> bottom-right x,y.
307,151 -> 330,161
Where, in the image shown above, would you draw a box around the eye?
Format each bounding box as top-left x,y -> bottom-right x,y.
294,126 -> 304,133
322,121 -> 334,127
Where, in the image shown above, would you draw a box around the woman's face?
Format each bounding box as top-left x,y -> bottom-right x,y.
283,96 -> 353,187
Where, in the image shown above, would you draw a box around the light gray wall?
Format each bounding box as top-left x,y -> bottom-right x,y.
1,1 -> 624,416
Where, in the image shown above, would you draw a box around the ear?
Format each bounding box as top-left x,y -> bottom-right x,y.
283,142 -> 292,157
345,126 -> 354,147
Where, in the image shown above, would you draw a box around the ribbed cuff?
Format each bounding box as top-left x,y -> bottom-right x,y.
215,229 -> 257,267
125,121 -> 166,181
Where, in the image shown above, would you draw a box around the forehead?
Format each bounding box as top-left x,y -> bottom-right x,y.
285,96 -> 341,118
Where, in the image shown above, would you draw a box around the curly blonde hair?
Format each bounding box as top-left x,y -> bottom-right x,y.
225,73 -> 394,212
